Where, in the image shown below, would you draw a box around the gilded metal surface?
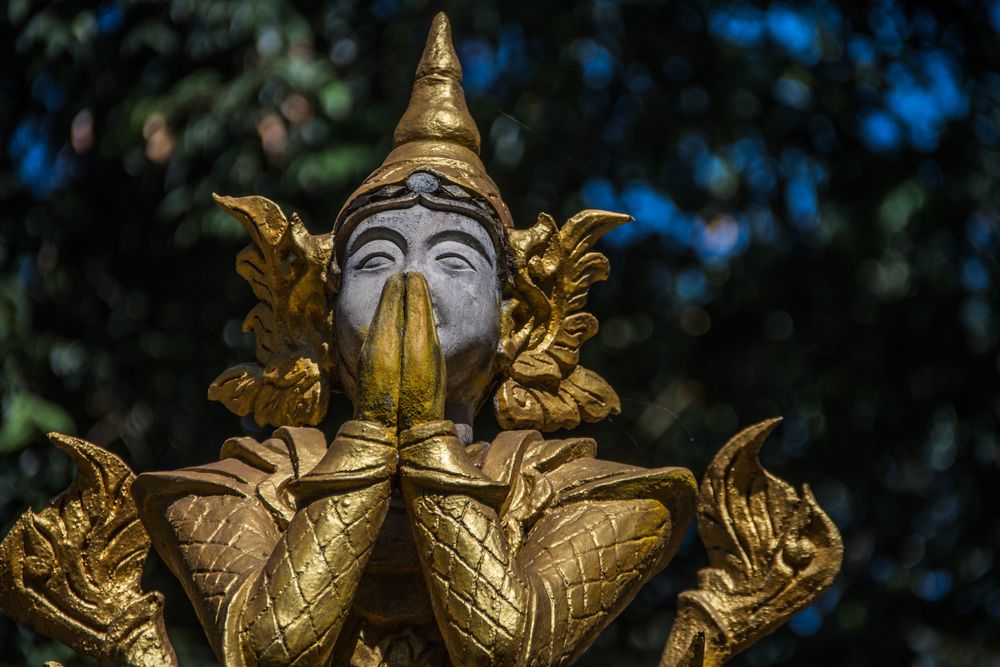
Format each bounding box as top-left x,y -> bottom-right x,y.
659,419 -> 844,667
134,271 -> 700,666
336,12 -> 513,233
0,433 -> 177,666
496,209 -> 631,431
0,11 -> 843,667
208,194 -> 336,427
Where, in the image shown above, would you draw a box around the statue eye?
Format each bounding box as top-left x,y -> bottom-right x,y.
357,253 -> 394,271
436,253 -> 475,272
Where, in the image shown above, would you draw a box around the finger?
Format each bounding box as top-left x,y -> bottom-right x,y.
354,273 -> 405,426
399,272 -> 446,428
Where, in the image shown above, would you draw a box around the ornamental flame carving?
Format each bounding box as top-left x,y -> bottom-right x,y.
0,434 -> 176,666
1,13 -> 842,667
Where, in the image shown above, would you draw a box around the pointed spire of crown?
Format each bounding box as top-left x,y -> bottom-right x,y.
416,12 -> 463,80
392,12 -> 481,154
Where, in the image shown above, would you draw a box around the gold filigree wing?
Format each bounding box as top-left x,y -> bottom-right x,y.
495,209 -> 631,431
659,418 -> 844,666
0,433 -> 176,666
209,194 -> 336,427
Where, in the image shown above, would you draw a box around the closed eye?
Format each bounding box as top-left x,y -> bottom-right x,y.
436,253 -> 475,272
357,252 -> 395,271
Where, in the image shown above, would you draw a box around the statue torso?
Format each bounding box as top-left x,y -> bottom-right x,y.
132,426 -> 694,666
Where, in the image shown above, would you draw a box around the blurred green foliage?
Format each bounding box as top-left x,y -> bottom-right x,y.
2,0 -> 999,665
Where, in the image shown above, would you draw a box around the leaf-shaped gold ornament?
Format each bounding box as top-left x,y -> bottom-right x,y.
659,419 -> 844,667
0,433 -> 177,666
208,194 -> 336,427
495,209 -> 631,431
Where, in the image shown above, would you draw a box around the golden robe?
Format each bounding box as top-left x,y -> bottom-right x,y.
133,421 -> 695,667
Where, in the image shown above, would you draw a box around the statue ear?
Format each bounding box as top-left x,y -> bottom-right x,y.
494,210 -> 631,432
208,194 -> 339,427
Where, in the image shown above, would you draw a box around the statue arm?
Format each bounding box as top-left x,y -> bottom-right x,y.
236,420 -> 395,667
398,422 -> 678,667
136,421 -> 396,667
237,271 -> 426,664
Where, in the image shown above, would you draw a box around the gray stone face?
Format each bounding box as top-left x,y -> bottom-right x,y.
334,203 -> 501,442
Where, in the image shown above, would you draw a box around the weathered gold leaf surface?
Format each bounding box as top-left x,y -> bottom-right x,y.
209,194 -> 335,427
660,419 -> 843,667
496,209 -> 631,431
0,433 -> 176,666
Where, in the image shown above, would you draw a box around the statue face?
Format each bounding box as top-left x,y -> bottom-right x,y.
335,203 -> 501,416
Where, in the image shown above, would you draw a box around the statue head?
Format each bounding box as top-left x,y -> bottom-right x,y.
209,13 -> 629,436
329,14 -> 513,431
333,193 -> 504,434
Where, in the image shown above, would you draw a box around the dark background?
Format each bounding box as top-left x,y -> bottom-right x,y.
2,0 -> 999,665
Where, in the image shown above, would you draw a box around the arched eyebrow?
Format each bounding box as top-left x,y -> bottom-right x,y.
427,229 -> 493,267
347,226 -> 408,259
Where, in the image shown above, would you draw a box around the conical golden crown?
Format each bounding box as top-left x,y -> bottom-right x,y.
392,13 -> 480,153
336,13 -> 512,234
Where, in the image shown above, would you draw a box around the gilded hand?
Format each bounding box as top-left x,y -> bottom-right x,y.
397,272 -> 446,430
353,272 -> 404,428
353,272 -> 446,432
290,275 -> 408,494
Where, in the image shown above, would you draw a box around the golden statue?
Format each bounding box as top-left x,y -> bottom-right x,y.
0,14 -> 842,667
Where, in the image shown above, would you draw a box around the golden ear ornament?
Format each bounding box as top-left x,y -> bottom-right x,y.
495,209 -> 632,431
207,194 -> 337,427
